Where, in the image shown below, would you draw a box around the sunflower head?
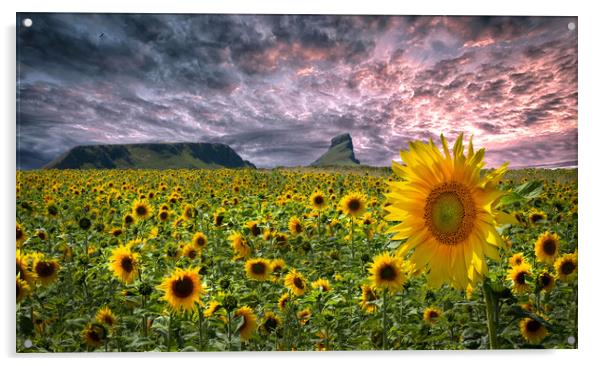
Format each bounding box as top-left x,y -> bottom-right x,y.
509,252 -> 526,267
229,232 -> 251,260
535,231 -> 560,264
234,306 -> 257,341
507,263 -> 532,294
110,246 -> 139,284
82,323 -> 107,348
132,200 -> 152,220
96,306 -> 117,327
519,317 -> 548,344
270,258 -> 286,274
284,269 -> 307,296
245,258 -> 272,281
554,251 -> 578,283
297,308 -> 311,325
182,243 -> 199,260
246,221 -> 261,237
203,300 -> 222,318
310,191 -> 327,210
339,192 -> 367,218
278,293 -> 290,311
360,284 -> 379,313
17,223 -> 27,246
260,311 -> 282,334
288,216 -> 304,235
190,232 -> 208,249
311,278 -> 332,292
123,213 -> 136,226
17,250 -> 36,285
157,267 -> 204,313
536,271 -> 556,293
529,210 -> 547,224
384,134 -> 510,289
423,307 -> 442,325
32,257 -> 60,286
368,252 -> 405,292
16,276 -> 31,303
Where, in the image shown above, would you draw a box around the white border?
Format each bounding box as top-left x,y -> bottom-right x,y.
3,1 -> 601,366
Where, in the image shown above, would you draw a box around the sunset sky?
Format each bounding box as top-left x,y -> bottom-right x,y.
17,14 -> 577,169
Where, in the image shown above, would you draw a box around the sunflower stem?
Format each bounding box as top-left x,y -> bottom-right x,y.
350,219 -> 355,261
483,281 -> 499,349
227,310 -> 232,351
198,304 -> 204,351
166,314 -> 172,351
382,289 -> 388,350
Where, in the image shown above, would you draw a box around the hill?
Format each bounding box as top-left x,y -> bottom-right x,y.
310,133 -> 360,167
44,142 -> 256,169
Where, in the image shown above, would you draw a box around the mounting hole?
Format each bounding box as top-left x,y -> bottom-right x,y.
568,22 -> 576,31
22,18 -> 33,27
567,336 -> 575,345
23,339 -> 32,348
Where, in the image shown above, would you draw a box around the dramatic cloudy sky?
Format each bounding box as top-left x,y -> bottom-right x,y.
17,14 -> 577,169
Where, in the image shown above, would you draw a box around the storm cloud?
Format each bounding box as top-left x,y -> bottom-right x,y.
17,14 -> 577,169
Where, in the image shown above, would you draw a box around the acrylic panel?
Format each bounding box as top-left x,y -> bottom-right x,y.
16,13 -> 578,352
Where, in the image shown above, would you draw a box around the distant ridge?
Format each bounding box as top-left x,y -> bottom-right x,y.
310,133 -> 360,167
44,142 -> 256,170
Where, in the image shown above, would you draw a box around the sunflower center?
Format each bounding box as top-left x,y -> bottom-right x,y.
347,199 -> 361,212
516,272 -> 527,284
251,262 -> 267,275
424,182 -> 476,245
136,206 -> 147,216
293,277 -> 305,289
379,265 -> 397,281
314,196 -> 324,205
526,319 -> 541,333
35,261 -> 55,278
17,228 -> 23,240
429,311 -> 439,319
172,276 -> 194,298
264,317 -> 278,332
561,261 -> 576,275
540,274 -> 551,287
542,239 -> 557,255
120,257 -> 134,273
88,330 -> 101,342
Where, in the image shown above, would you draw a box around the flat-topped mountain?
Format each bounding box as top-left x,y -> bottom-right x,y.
44,142 -> 256,169
310,133 -> 360,167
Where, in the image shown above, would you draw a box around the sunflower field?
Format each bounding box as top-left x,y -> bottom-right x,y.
15,137 -> 578,352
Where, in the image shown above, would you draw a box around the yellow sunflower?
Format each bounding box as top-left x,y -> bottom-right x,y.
339,192 -> 367,217
109,246 -> 139,284
554,251 -> 578,283
528,210 -> 547,224
297,308 -> 311,325
182,243 -> 199,260
123,213 -> 136,226
245,258 -> 272,281
310,191 -> 327,210
157,267 -> 204,313
229,232 -> 251,259
260,311 -> 282,334
17,276 -> 31,303
384,134 -> 511,289
191,232 -> 208,250
270,258 -> 286,273
246,221 -> 261,237
537,271 -> 555,293
17,223 -> 27,246
507,263 -> 532,294
368,252 -> 406,292
132,200 -> 152,220
16,250 -> 36,285
204,300 -> 221,318
288,216 -> 304,235
82,323 -> 107,348
423,307 -> 442,325
158,210 -> 170,222
519,317 -> 548,344
278,293 -> 290,311
360,284 -> 379,313
284,269 -> 307,296
234,306 -> 257,341
509,252 -> 526,267
311,278 -> 332,292
96,306 -> 117,327
32,256 -> 60,286
534,231 -> 560,265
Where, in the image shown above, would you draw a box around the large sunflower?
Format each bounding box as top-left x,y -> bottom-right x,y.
368,252 -> 405,292
534,231 -> 560,265
384,134 -> 511,289
109,246 -> 139,284
284,269 -> 307,296
157,267 -> 204,313
339,192 -> 367,218
32,256 -> 60,286
519,317 -> 548,344
234,306 -> 257,341
554,251 -> 578,283
245,258 -> 272,281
